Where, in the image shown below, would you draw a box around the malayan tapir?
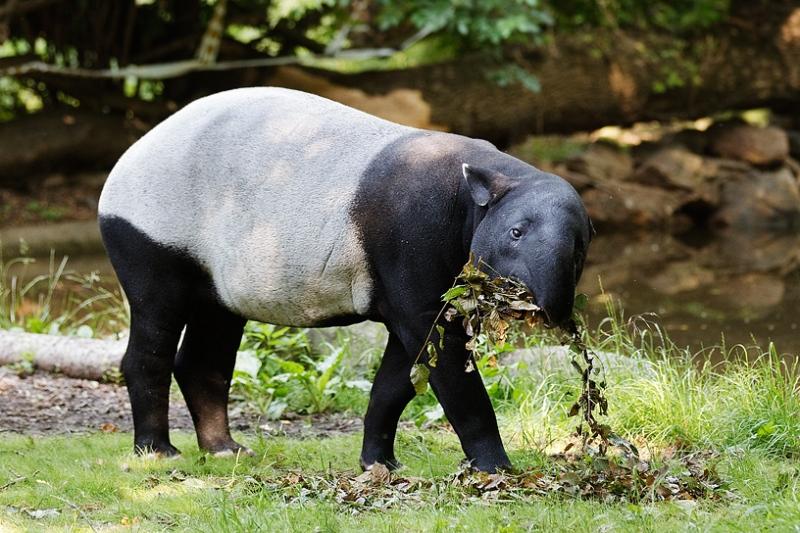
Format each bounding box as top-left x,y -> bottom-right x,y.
98,87 -> 591,472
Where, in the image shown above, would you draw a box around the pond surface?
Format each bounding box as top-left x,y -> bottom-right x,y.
579,230 -> 800,355
6,228 -> 800,355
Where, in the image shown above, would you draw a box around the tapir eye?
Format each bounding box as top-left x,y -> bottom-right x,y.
509,228 -> 523,240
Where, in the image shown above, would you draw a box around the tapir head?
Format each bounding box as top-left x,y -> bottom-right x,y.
463,163 -> 592,326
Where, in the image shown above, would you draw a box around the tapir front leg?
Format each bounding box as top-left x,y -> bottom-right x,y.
393,317 -> 511,473
427,328 -> 511,472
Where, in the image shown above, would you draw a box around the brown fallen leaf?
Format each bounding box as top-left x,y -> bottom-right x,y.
99,422 -> 118,433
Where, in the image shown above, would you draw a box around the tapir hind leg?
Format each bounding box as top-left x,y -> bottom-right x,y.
174,305 -> 249,455
101,215 -> 216,456
123,307 -> 186,455
360,332 -> 416,470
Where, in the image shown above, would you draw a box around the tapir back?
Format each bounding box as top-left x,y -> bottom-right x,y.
99,88 -> 413,325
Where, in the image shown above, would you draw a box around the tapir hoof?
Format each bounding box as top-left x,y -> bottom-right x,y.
212,446 -> 254,458
202,439 -> 254,457
360,456 -> 403,472
468,457 -> 513,474
135,442 -> 181,458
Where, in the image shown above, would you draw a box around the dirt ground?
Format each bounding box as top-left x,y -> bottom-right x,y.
0,181 -> 102,227
0,367 -> 362,438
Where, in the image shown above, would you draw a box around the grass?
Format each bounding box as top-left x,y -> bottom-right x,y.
2,259 -> 800,530
0,252 -> 127,337
3,319 -> 800,530
1,429 -> 799,530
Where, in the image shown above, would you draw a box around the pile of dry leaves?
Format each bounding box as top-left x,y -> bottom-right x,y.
265,451 -> 726,512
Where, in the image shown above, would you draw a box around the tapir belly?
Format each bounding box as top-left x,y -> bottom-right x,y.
201,206 -> 374,326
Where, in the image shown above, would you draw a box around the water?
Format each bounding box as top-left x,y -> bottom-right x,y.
6,227 -> 800,355
579,230 -> 800,355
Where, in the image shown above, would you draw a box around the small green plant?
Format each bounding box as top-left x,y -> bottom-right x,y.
232,323 -> 372,419
6,350 -> 35,377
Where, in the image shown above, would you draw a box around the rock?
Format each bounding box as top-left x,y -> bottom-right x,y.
787,130 -> 800,160
566,142 -> 633,182
646,261 -> 715,295
633,146 -> 719,203
581,181 -> 686,228
709,124 -> 789,166
548,163 -> 594,191
712,166 -> 800,230
711,273 -> 785,309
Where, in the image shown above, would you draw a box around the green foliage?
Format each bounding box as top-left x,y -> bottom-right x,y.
376,0 -> 552,48
0,252 -> 128,337
552,0 -> 730,33
232,323 -> 372,418
0,0 -> 739,117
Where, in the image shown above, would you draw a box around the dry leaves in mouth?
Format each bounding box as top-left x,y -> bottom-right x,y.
440,256 -> 542,350
409,255 -> 542,394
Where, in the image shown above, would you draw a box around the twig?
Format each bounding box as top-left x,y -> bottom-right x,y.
54,496 -> 98,533
0,475 -> 26,491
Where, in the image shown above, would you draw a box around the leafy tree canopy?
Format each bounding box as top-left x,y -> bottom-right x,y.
0,0 -> 732,118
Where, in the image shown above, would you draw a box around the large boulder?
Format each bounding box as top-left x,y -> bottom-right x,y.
581,181 -> 686,228
633,145 -> 719,204
712,166 -> 800,230
565,142 -> 634,182
708,124 -> 789,167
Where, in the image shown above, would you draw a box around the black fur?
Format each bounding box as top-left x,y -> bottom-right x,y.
100,216 -> 248,455
351,132 -> 590,471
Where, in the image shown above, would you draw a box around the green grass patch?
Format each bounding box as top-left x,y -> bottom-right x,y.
1,429 -> 799,531
3,323 -> 800,530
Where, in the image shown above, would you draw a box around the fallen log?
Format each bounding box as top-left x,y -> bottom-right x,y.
0,330 -> 125,381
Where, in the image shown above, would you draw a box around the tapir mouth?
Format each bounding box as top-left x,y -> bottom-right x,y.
503,275 -> 560,327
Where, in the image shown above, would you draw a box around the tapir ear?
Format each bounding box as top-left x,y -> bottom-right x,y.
462,163 -> 513,207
